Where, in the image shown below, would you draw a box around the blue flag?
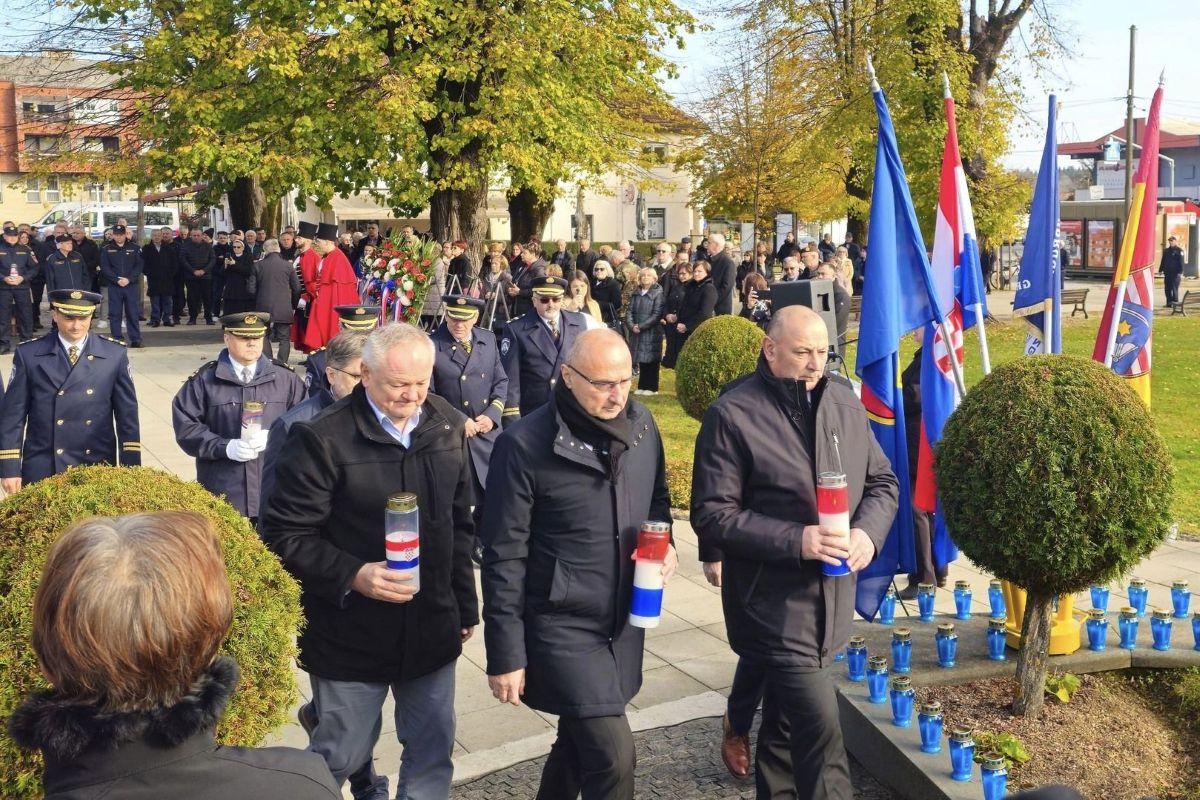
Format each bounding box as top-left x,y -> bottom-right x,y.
1013,95 -> 1062,355
854,81 -> 947,621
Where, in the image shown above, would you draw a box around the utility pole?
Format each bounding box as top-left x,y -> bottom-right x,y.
1123,25 -> 1136,221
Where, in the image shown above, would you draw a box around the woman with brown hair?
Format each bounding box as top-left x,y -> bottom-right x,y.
661,260 -> 692,369
9,512 -> 338,800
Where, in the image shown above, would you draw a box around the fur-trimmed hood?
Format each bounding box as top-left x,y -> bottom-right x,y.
8,657 -> 237,762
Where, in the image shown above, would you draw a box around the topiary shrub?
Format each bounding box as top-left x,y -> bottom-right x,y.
0,466 -> 303,798
665,457 -> 693,511
675,315 -> 764,420
937,356 -> 1173,716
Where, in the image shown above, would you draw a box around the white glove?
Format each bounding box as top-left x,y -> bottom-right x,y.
249,429 -> 269,451
297,297 -> 307,310
225,438 -> 259,462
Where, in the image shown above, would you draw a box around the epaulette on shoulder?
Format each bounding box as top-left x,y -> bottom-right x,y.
509,314 -> 524,322
270,358 -> 291,370
101,335 -> 127,346
190,360 -> 218,380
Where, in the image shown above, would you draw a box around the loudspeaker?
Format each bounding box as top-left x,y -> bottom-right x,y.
766,279 -> 840,354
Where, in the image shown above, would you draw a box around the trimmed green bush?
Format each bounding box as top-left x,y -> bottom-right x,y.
665,457 -> 693,511
675,315 -> 764,421
0,466 -> 303,798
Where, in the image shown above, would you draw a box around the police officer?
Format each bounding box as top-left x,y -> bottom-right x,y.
100,224 -> 145,347
304,304 -> 380,397
171,311 -> 307,520
499,276 -> 586,424
0,224 -> 37,355
44,235 -> 90,293
0,289 -> 140,493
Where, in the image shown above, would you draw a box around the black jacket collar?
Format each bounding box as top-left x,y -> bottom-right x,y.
349,384 -> 451,449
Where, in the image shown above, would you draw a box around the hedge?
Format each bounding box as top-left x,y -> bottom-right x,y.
675,315 -> 765,421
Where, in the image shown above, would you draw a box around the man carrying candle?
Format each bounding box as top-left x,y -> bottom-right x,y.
260,322 -> 478,800
480,327 -> 676,800
171,311 -> 307,521
691,305 -> 898,800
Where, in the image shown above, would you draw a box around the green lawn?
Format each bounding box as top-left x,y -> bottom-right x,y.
644,314 -> 1200,532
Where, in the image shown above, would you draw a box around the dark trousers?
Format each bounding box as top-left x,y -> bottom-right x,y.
108,283 -> 142,343
537,715 -> 635,800
185,279 -> 212,321
31,277 -> 45,328
908,509 -> 945,586
1165,271 -> 1182,306
727,658 -> 767,736
0,285 -> 33,349
263,322 -> 292,364
150,295 -> 174,323
212,272 -> 226,317
172,273 -> 186,321
755,665 -> 852,800
637,360 -> 660,392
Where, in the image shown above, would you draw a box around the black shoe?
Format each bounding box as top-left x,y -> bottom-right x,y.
897,583 -> 920,601
187,319 -> 197,326
150,321 -> 160,328
205,318 -> 215,326
164,320 -> 175,327
130,341 -> 144,348
297,701 -> 318,735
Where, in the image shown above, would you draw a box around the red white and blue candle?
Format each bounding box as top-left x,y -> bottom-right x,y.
630,521 -> 671,628
817,472 -> 851,577
384,492 -> 420,593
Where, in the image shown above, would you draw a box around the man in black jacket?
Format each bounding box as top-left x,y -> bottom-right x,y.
691,305 -> 898,800
179,228 -> 216,324
1161,235 -> 1185,307
706,233 -> 736,315
261,322 -> 477,800
143,227 -> 180,326
481,327 -> 676,800
574,239 -> 600,281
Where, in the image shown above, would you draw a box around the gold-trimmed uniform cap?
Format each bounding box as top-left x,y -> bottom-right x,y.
443,295 -> 485,320
335,305 -> 381,330
531,276 -> 568,297
221,311 -> 270,337
49,289 -> 102,317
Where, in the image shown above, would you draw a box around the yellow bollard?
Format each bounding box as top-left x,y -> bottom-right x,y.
1000,580 -> 1081,655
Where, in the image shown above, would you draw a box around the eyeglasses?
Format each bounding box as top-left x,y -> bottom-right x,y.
566,363 -> 632,392
657,249 -> 671,254
330,366 -> 362,380
536,296 -> 562,304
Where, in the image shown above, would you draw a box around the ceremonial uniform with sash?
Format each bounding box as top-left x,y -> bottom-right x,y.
305,304 -> 380,397
499,277 -> 586,423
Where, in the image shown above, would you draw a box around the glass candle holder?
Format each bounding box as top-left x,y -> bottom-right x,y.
1151,608 -> 1173,651
1171,580 -> 1191,619
240,399 -> 265,438
936,623 -> 958,668
980,753 -> 1008,800
866,656 -> 889,704
953,580 -> 972,620
1193,611 -> 1200,652
987,617 -> 1007,661
817,472 -> 851,577
949,727 -> 975,782
988,579 -> 1005,618
891,628 -> 912,674
630,522 -> 671,628
889,675 -> 915,728
1086,608 -> 1108,652
1090,584 -> 1109,613
917,583 -> 936,622
1118,606 -> 1139,650
918,700 -> 943,754
384,492 -> 421,592
1128,578 -> 1149,617
879,586 -> 897,625
846,635 -> 868,682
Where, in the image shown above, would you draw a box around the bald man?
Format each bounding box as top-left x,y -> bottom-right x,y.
691,306 -> 898,799
481,328 -> 677,800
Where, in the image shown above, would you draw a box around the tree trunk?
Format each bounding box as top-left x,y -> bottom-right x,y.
1012,591 -> 1053,716
429,174 -> 490,277
227,175 -> 268,231
508,187 -> 555,247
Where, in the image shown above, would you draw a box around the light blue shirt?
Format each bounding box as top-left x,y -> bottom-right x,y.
365,393 -> 421,447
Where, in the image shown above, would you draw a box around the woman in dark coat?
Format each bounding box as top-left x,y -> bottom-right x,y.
222,239 -> 257,314
675,259 -> 717,351
660,260 -> 692,369
480,253 -> 513,331
590,260 -> 622,324
625,268 -> 665,394
448,240 -> 474,293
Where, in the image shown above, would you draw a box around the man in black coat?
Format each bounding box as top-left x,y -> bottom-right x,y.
255,238 -> 302,363
481,327 -> 676,800
574,239 -> 600,281
706,232 -> 737,315
507,241 -> 549,318
1161,234 -> 1185,307
691,306 -> 898,800
143,227 -> 180,326
260,322 -> 478,800
178,228 -> 216,324
0,224 -> 38,354
69,225 -> 102,293
774,232 -> 799,265
43,235 -> 89,295
548,239 -> 574,278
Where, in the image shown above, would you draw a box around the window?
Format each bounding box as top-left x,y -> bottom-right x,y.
108,186 -> 123,202
73,98 -> 120,125
647,208 -> 666,240
86,182 -> 105,203
25,178 -> 40,203
144,211 -> 174,226
81,136 -> 120,154
642,144 -> 667,164
21,100 -> 65,121
45,176 -> 60,203
24,134 -> 66,154
103,212 -> 126,228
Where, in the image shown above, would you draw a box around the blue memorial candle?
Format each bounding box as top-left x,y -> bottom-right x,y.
1089,584 -> 1109,613
866,656 -> 889,703
891,628 -> 912,673
987,617 -> 1007,661
953,580 -> 972,620
980,753 -> 1008,800
1086,608 -> 1108,652
1128,578 -> 1149,617
917,583 -> 936,622
879,586 -> 897,625
988,579 -> 1005,618
833,649 -> 847,662
949,727 -> 975,782
1192,611 -> 1200,651
1171,580 -> 1191,619
889,675 -> 914,728
918,700 -> 943,754
1119,606 -> 1139,650
1151,608 -> 1172,651
936,623 -> 958,668
846,635 -> 868,682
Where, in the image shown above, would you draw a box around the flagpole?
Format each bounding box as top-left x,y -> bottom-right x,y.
1042,298 -> 1053,355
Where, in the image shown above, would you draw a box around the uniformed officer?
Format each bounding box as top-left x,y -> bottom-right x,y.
171,311 -> 307,520
0,224 -> 38,355
499,276 -> 586,423
304,304 -> 380,397
44,235 -> 90,294
0,289 -> 140,493
430,294 -> 508,505
100,224 -> 145,347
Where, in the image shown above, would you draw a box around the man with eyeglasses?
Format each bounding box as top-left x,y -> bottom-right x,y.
304,304 -> 381,397
481,327 -> 677,800
499,276 -> 585,425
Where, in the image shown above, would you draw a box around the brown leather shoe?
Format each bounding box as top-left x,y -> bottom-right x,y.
721,712 -> 751,778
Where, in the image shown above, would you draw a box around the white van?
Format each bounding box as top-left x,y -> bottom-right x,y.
68,205 -> 181,240
33,204 -> 80,238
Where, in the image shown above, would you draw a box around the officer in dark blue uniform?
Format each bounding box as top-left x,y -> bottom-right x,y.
100,224 -> 145,347
430,294 -> 508,502
499,276 -> 586,424
172,311 -> 307,520
0,289 -> 140,493
44,235 -> 90,293
0,223 -> 38,354
304,304 -> 380,397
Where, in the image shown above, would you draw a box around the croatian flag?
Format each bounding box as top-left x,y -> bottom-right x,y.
912,77 -> 988,570
854,66 -> 948,620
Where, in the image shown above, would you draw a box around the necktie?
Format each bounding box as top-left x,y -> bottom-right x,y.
241,368 -> 251,384
461,338 -> 472,354
549,318 -> 560,341
67,345 -> 79,365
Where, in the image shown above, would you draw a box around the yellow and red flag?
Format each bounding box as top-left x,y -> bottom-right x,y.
1092,84 -> 1163,406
